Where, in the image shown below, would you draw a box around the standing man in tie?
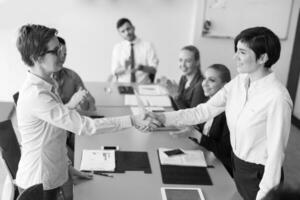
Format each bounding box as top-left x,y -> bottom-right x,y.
111,18 -> 159,84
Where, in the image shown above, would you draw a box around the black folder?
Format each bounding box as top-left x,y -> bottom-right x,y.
118,86 -> 134,94
94,151 -> 151,174
115,151 -> 151,173
158,151 -> 213,185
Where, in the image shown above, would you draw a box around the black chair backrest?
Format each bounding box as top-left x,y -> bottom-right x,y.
149,73 -> 156,83
0,120 -> 21,179
13,92 -> 19,105
17,184 -> 43,200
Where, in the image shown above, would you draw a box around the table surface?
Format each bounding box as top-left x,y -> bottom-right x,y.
74,82 -> 237,200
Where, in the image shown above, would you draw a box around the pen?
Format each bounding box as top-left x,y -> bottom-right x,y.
93,171 -> 114,178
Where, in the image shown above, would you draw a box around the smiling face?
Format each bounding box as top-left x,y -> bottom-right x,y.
233,41 -> 263,74
202,68 -> 225,97
118,22 -> 136,42
178,49 -> 198,76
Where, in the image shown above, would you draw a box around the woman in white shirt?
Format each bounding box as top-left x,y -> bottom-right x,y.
147,27 -> 292,200
15,24 -> 148,200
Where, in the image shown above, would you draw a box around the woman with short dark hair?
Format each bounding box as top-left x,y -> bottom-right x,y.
148,27 -> 293,200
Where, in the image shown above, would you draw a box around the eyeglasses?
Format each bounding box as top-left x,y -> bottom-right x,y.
43,45 -> 63,57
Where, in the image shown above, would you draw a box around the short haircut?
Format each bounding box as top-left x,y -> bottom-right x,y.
181,45 -> 200,62
16,24 -> 57,67
57,36 -> 66,45
207,64 -> 231,83
116,18 -> 133,29
234,27 -> 281,68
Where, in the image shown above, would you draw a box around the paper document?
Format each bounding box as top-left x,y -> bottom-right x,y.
125,95 -> 171,107
134,89 -> 147,114
161,187 -> 205,200
146,96 -> 171,107
80,149 -> 115,171
158,148 -> 207,167
138,85 -> 168,95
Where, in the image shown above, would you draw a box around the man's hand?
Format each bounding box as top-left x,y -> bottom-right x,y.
69,166 -> 93,180
66,87 -> 89,109
124,59 -> 132,69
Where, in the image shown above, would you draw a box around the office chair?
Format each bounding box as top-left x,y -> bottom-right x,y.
13,92 -> 19,105
16,184 -> 43,200
149,73 -> 156,83
0,120 -> 21,200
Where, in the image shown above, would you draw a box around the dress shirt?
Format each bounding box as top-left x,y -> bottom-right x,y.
16,72 -> 132,190
111,37 -> 159,84
164,73 -> 292,199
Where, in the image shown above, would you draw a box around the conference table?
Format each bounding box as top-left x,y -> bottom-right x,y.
74,82 -> 238,200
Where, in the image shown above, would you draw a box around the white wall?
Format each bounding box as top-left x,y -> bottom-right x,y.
0,0 -> 299,102
0,0 -> 196,101
192,0 -> 300,84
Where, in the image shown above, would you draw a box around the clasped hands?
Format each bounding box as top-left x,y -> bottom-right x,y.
131,112 -> 164,131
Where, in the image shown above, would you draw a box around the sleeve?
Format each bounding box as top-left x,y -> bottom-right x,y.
33,90 -> 132,136
164,85 -> 228,127
146,42 -> 159,68
71,70 -> 85,91
111,44 -> 124,75
256,94 -> 292,200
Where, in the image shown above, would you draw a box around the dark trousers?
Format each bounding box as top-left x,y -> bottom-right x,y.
18,186 -> 60,200
232,153 -> 284,200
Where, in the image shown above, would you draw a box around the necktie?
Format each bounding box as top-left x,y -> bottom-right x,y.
130,43 -> 136,83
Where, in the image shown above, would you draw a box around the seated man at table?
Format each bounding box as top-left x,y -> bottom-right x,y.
52,36 -> 96,116
111,18 -> 159,84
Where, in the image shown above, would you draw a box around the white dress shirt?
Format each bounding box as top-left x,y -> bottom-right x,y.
15,72 -> 132,190
163,73 -> 292,200
111,37 -> 159,84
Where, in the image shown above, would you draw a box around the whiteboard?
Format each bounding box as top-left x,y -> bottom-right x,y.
203,0 -> 293,39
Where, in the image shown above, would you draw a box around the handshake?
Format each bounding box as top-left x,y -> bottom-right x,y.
130,112 -> 166,131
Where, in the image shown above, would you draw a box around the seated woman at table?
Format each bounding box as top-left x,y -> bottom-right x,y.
52,36 -> 96,116
175,64 -> 233,177
157,45 -> 207,110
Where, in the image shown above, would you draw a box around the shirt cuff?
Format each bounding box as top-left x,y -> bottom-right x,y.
119,116 -> 133,128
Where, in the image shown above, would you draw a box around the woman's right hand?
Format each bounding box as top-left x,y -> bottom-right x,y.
157,76 -> 178,97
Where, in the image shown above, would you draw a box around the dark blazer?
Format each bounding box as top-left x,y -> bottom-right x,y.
197,112 -> 233,177
172,69 -> 207,110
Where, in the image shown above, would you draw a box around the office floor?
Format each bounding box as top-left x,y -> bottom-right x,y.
1,125 -> 300,200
